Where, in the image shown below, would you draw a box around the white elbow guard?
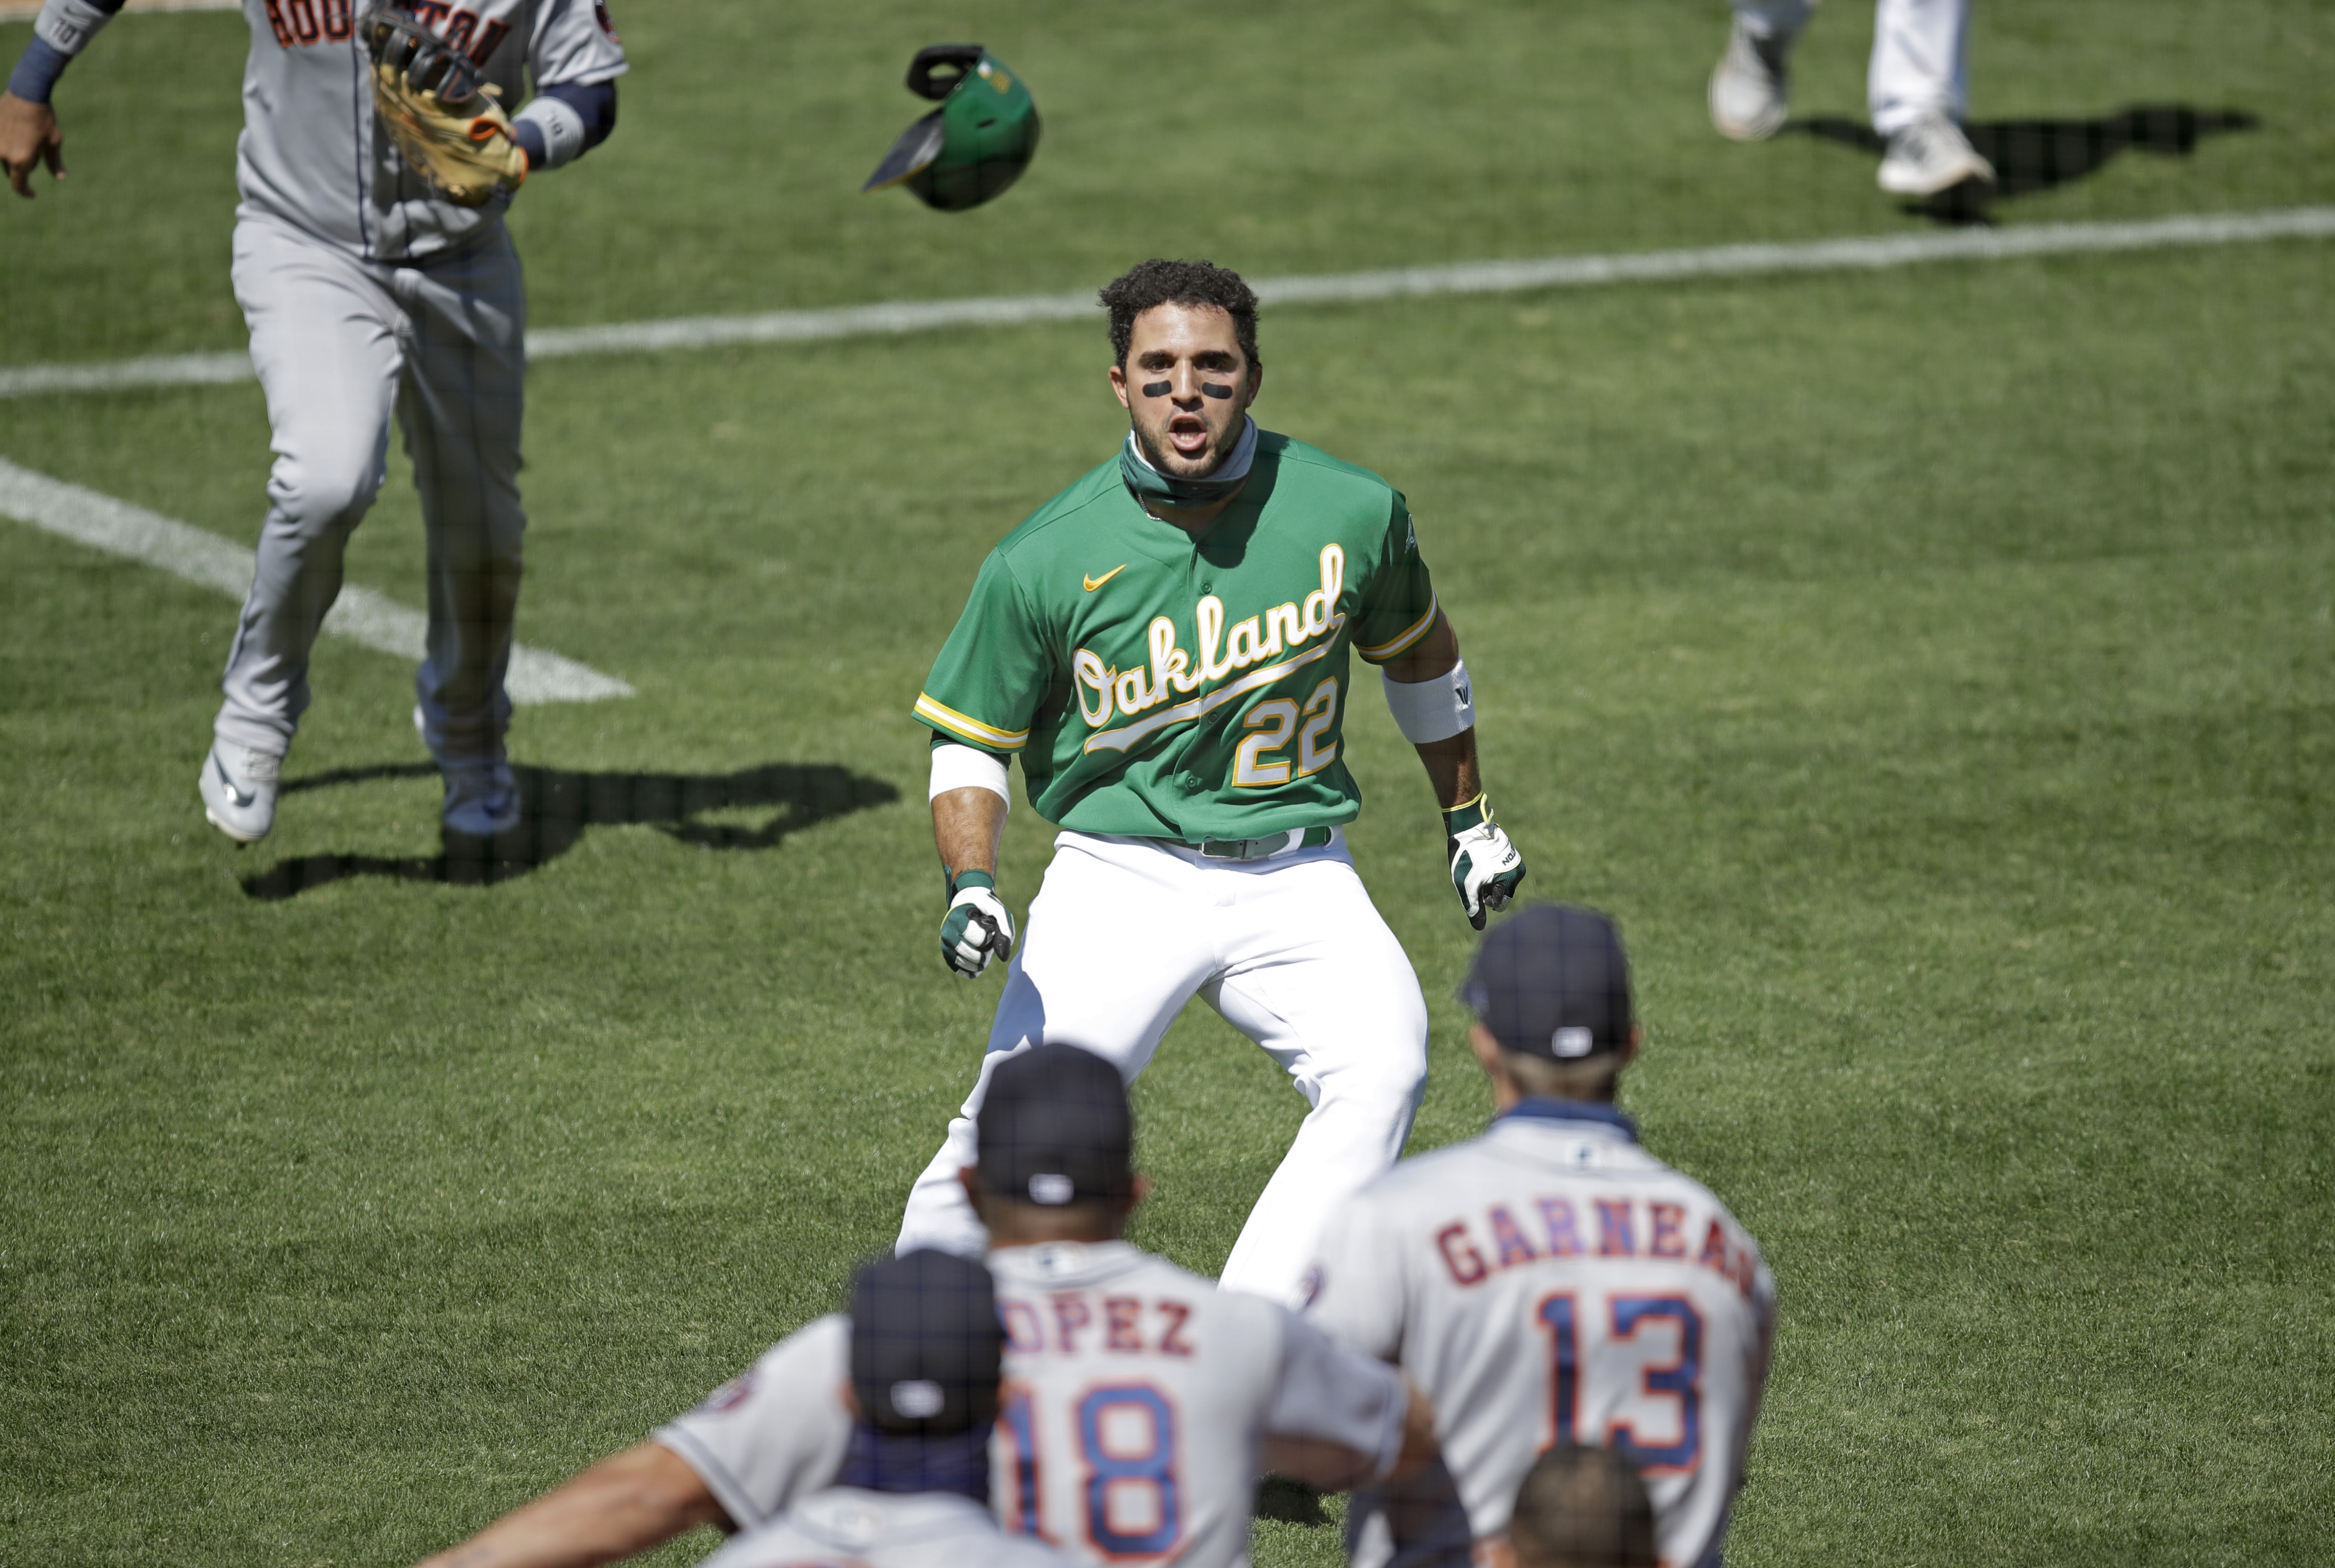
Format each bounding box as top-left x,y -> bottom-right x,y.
513,95 -> 589,169
1382,658 -> 1476,743
929,742 -> 1011,807
34,0 -> 118,56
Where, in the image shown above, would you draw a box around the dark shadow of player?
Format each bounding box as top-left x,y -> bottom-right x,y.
242,760 -> 901,900
1791,104 -> 2258,224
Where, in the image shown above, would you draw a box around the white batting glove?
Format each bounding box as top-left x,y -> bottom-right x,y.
940,870 -> 1015,979
1445,796 -> 1526,931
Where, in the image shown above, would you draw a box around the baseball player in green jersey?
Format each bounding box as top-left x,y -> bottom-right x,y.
899,259 -> 1526,1305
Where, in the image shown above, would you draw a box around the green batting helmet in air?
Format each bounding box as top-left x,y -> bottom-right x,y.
863,44 -> 1041,213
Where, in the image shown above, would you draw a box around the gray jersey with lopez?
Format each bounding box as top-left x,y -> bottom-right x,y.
658,1240 -> 1411,1568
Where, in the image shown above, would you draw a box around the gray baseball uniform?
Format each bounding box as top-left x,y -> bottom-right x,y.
222,0 -> 625,768
699,1488 -> 1083,1568
21,0 -> 625,771
656,1241 -> 1412,1568
1304,1103 -> 1775,1568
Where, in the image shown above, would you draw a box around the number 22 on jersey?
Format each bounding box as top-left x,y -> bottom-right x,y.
1001,1383 -> 1185,1559
1233,677 -> 1339,788
1537,1293 -> 1703,1475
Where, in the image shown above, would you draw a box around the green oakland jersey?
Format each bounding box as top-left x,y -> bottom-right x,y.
915,430 -> 1438,839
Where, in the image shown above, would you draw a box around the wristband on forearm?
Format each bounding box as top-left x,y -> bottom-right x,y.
511,79 -> 615,170
1383,658 -> 1476,744
929,740 -> 1011,807
12,0 -> 123,104
34,0 -> 120,55
513,95 -> 583,169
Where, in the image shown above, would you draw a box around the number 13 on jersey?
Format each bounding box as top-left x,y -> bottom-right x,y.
1537,1293 -> 1703,1475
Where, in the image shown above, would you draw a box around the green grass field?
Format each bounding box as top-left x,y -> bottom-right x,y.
4,1 -> 2331,1564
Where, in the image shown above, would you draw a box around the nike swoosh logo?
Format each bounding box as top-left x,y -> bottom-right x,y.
214,755 -> 255,809
1083,564 -> 1129,592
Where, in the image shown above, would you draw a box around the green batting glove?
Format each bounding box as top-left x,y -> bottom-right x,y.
940,869 -> 1015,979
1444,795 -> 1526,931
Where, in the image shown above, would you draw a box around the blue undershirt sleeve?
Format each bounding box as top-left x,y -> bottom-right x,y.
6,36 -> 69,103
513,78 -> 615,169
10,0 -> 128,103
544,79 -> 617,151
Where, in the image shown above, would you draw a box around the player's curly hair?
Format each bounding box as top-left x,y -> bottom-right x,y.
1099,259 -> 1262,371
1510,1446 -> 1657,1568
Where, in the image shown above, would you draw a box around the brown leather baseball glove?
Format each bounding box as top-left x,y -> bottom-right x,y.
361,7 -> 526,208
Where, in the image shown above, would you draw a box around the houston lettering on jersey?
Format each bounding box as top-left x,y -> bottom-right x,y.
265,0 -> 510,60
260,0 -> 355,46
1432,1196 -> 1761,1299
1072,544 -> 1348,753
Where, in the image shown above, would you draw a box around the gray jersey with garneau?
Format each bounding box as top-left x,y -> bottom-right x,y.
656,1241 -> 1412,1568
1304,1105 -> 1775,1568
233,0 -> 625,260
700,1488 -> 1084,1568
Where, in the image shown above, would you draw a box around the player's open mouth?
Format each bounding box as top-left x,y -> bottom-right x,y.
1166,417 -> 1211,459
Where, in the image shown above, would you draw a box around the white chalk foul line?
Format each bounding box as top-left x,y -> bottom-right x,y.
4,206 -> 2330,400
0,456 -> 633,704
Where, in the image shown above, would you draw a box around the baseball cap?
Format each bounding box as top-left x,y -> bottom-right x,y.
975,1043 -> 1135,1205
1460,904 -> 1633,1060
849,1249 -> 1005,1436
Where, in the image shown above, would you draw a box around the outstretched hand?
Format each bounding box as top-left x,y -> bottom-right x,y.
0,92 -> 65,199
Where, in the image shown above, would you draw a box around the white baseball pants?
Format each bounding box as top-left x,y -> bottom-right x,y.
215,216 -> 527,765
896,829 -> 1431,1305
1731,0 -> 1972,135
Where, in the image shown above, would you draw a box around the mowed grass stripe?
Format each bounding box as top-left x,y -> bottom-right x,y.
4,205 -> 2329,399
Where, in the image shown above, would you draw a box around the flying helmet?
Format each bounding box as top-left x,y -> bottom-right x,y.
863,44 -> 1041,212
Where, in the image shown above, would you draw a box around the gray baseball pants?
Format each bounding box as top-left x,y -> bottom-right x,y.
1732,0 -> 1973,136
215,214 -> 527,766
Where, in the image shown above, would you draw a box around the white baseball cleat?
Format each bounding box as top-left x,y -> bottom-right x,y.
1708,18 -> 1795,142
441,758 -> 521,838
1878,115 -> 1998,196
199,739 -> 284,844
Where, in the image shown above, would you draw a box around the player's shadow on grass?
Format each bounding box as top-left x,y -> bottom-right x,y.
241,761 -> 900,900
1791,104 -> 2258,224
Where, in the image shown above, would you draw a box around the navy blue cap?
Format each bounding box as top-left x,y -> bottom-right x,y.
1461,904 -> 1633,1060
975,1043 -> 1135,1204
850,1249 -> 1003,1436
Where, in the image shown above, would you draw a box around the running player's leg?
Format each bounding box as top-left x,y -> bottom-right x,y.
1202,842 -> 1429,1304
394,229 -> 528,771
897,833 -> 1217,1257
1869,0 -> 1971,136
1736,0 -> 1817,42
214,220 -> 402,760
1709,0 -> 1817,142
